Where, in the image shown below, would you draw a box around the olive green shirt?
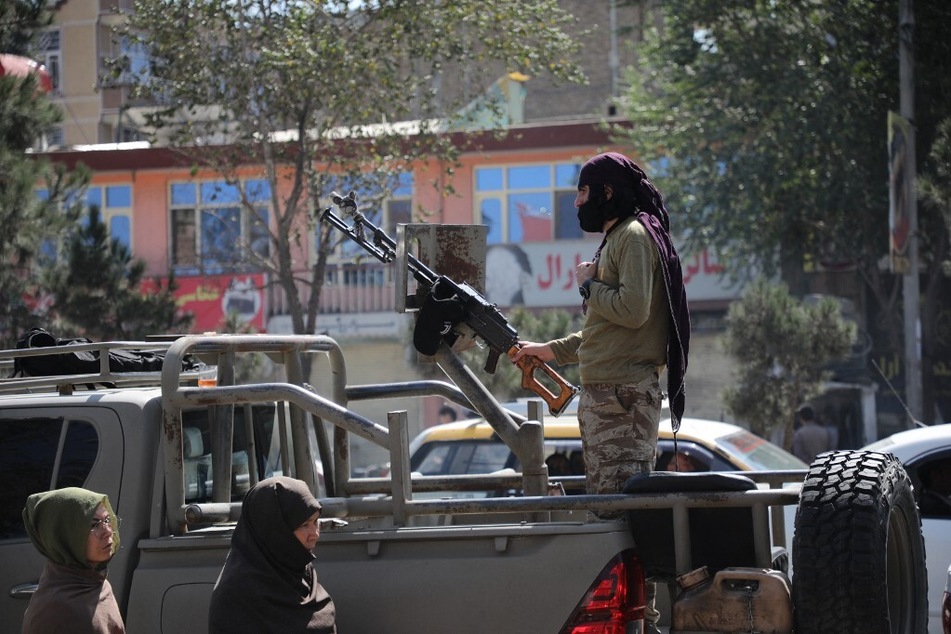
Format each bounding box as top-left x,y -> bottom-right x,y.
549,216 -> 668,384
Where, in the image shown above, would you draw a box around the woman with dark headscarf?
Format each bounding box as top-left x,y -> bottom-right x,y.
209,476 -> 336,633
21,487 -> 125,633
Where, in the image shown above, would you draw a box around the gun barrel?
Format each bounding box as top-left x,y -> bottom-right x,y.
321,206 -> 437,287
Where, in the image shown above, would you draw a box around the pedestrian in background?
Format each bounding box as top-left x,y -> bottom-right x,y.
438,405 -> 458,424
792,404 -> 830,465
21,487 -> 125,634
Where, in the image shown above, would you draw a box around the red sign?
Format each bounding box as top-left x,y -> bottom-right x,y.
147,274 -> 267,333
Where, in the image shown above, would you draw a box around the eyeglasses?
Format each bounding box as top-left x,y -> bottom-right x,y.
90,516 -> 120,534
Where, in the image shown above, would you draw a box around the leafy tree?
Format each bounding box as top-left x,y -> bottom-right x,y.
722,279 -> 855,443
617,0 -> 951,421
113,0 -> 585,346
44,206 -> 191,340
0,0 -> 88,346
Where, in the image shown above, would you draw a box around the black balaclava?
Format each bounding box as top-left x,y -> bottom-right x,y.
576,152 -> 640,233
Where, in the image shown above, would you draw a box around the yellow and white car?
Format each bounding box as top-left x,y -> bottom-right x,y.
409,407 -> 807,478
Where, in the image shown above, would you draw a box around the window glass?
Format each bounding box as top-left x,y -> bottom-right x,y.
475,168 -> 503,191
386,199 -> 412,231
245,179 -> 271,203
86,188 -> 103,208
249,209 -> 270,259
555,191 -> 582,239
106,185 -> 131,208
171,183 -> 196,206
110,215 -> 131,249
74,186 -> 134,248
508,165 -> 550,189
480,198 -> 503,244
171,180 -> 271,273
393,172 -> 413,197
171,208 -> 197,267
555,164 -> 581,188
508,192 -> 552,243
201,182 -> 240,205
0,418 -> 97,540
180,404 -> 277,503
323,172 -> 413,288
57,421 -> 100,489
201,207 -> 241,268
473,163 -> 580,243
717,431 -> 809,470
412,444 -> 453,475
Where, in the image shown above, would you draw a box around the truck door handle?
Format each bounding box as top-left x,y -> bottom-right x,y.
9,583 -> 38,599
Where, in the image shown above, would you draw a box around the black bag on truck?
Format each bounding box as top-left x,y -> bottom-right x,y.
13,327 -> 168,377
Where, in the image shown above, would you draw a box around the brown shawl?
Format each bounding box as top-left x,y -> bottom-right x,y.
21,487 -> 124,634
208,476 -> 336,634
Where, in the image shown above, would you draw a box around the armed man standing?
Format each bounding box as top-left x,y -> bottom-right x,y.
513,151 -> 690,496
513,152 -> 689,634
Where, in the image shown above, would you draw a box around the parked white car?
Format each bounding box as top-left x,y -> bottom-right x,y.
943,563 -> 950,634
863,423 -> 951,633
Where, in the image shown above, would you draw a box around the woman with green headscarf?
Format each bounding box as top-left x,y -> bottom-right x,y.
21,487 -> 125,634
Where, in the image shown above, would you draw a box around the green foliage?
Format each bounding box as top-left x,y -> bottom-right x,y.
458,307 -> 582,401
0,0 -> 52,55
114,0 -> 585,335
0,0 -> 89,346
618,0 -> 904,278
721,279 -> 855,439
44,207 -> 191,340
618,0 -> 951,419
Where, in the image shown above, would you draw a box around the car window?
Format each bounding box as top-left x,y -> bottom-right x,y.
181,403 -> 278,503
514,440 -> 585,476
414,439 -> 584,476
411,441 -> 511,476
0,417 -> 97,540
910,453 -> 951,519
715,430 -> 809,470
655,440 -> 734,472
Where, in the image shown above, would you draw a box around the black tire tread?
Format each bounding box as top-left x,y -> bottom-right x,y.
792,450 -> 927,633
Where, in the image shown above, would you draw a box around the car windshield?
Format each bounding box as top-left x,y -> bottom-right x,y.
714,430 -> 809,470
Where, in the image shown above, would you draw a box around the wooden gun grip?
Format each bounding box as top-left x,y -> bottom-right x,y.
507,346 -> 579,417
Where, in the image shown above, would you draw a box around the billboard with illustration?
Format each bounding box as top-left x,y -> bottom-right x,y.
147,274 -> 267,333
483,240 -> 740,309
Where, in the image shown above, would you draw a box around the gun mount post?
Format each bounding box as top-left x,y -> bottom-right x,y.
434,343 -> 548,497
388,411 -> 412,526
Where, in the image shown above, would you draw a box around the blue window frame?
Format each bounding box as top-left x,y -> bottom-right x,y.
474,163 -> 582,244
35,184 -> 133,258
170,180 -> 271,274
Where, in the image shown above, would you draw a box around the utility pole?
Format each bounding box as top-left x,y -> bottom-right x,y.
899,0 -> 923,422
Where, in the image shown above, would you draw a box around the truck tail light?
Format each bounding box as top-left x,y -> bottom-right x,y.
559,548 -> 646,634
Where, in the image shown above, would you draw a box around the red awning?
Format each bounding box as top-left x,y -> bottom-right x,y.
0,53 -> 53,93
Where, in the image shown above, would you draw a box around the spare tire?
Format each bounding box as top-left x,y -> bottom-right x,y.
792,450 -> 927,633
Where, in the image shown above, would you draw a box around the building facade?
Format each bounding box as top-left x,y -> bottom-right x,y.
40,119 -> 741,467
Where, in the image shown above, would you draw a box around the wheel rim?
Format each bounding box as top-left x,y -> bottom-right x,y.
886,506 -> 916,633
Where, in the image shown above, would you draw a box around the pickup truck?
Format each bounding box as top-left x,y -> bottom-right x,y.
0,334 -> 929,633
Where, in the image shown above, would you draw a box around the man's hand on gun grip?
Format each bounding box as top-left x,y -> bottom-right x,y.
511,342 -> 555,363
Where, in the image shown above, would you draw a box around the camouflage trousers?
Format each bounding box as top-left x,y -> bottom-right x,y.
578,375 -> 664,627
577,375 -> 663,495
